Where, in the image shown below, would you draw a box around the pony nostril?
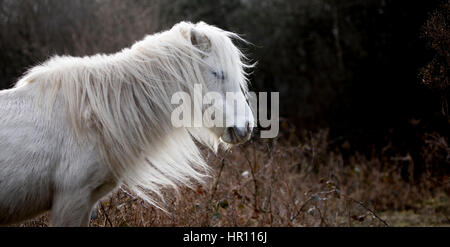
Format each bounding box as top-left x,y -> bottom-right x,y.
225,123 -> 252,142
225,127 -> 237,139
233,126 -> 248,139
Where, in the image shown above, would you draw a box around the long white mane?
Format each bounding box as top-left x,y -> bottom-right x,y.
14,22 -> 251,206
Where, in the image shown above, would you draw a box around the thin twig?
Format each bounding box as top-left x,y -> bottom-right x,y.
290,197 -> 314,222
267,142 -> 274,226
100,202 -> 113,227
241,145 -> 259,212
344,195 -> 389,227
315,204 -> 328,227
209,155 -> 227,203
202,151 -> 229,226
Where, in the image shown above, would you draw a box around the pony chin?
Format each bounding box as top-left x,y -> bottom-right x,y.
186,127 -> 230,153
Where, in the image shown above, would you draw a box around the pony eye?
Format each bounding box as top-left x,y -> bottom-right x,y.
212,71 -> 225,80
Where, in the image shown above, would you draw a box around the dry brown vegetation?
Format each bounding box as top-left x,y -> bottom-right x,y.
19,124 -> 450,227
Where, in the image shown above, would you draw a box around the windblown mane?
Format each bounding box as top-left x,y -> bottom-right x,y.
14,22 -> 251,207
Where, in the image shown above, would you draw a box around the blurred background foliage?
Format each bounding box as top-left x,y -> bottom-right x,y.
0,0 -> 448,177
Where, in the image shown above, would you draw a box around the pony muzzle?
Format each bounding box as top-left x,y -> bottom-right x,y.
220,122 -> 252,144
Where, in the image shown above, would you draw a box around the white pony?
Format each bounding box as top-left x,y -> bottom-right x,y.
0,21 -> 254,226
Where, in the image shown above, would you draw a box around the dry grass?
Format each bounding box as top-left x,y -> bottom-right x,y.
19,126 -> 450,227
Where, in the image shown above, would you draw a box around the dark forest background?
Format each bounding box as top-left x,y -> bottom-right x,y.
1,0 -> 448,178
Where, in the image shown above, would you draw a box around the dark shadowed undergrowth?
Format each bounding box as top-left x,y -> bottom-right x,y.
19,123 -> 450,227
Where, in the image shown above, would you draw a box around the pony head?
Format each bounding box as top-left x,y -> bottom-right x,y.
168,22 -> 255,147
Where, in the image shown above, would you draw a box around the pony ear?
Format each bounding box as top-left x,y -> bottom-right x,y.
190,28 -> 212,55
